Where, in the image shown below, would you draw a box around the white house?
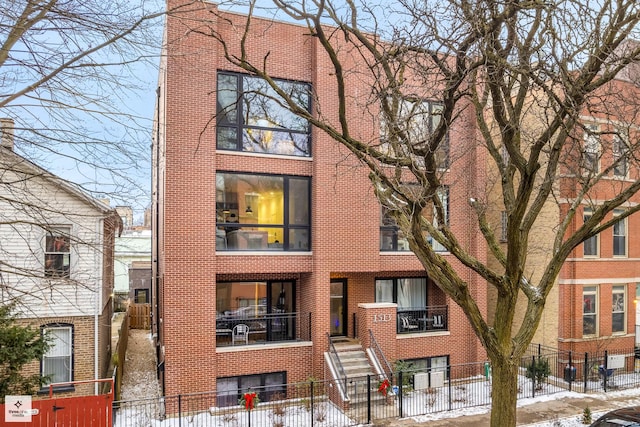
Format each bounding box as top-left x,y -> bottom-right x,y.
114,229 -> 151,304
0,119 -> 122,396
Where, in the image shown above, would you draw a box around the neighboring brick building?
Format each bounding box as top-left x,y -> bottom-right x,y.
153,3 -> 488,400
0,118 -> 121,396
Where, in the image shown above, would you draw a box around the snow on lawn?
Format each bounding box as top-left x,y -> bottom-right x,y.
113,398 -> 358,427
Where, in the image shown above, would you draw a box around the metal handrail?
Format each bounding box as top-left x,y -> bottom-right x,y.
369,329 -> 393,380
327,333 -> 348,397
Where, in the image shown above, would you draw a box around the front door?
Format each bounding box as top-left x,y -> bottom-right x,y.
330,279 -> 347,336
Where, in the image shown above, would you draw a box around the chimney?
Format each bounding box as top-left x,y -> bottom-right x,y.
0,118 -> 14,150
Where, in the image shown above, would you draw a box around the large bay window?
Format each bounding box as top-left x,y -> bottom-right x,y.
217,72 -> 311,157
216,173 -> 310,251
216,281 -> 296,344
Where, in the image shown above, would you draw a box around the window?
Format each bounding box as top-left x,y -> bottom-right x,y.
613,209 -> 627,257
500,211 -> 508,242
612,285 -> 626,334
380,99 -> 448,169
216,281 -> 295,343
217,372 -> 286,407
217,72 -> 311,156
613,135 -> 629,177
380,206 -> 410,251
216,173 -> 310,251
42,325 -> 73,386
375,277 -> 426,310
44,227 -> 70,278
402,355 -> 449,382
134,289 -> 149,304
583,208 -> 598,257
582,124 -> 599,173
583,286 -> 598,336
428,187 -> 449,252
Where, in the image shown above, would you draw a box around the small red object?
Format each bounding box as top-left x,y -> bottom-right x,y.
243,392 -> 257,410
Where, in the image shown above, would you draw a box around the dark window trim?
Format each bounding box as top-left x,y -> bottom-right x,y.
217,371 -> 287,406
216,171 -> 311,251
216,71 -> 312,157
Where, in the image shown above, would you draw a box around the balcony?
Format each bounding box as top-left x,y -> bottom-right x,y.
397,306 -> 448,334
216,311 -> 308,347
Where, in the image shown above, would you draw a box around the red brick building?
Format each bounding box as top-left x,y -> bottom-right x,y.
153,3 -> 488,400
556,77 -> 640,356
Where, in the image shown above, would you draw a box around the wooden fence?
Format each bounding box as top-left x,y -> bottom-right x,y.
128,303 -> 150,329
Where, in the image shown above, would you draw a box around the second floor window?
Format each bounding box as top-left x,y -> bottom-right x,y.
217,72 -> 311,157
613,209 -> 627,257
216,173 -> 310,251
45,227 -> 70,278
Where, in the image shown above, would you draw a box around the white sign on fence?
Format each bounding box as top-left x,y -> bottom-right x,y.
4,395 -> 33,422
607,354 -> 625,370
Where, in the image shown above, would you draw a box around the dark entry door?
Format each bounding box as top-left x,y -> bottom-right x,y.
330,279 -> 347,336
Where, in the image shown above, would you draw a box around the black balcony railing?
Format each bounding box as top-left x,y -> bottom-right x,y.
397,306 -> 448,334
216,312 -> 307,347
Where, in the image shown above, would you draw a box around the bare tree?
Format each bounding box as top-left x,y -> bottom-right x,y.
175,0 -> 640,425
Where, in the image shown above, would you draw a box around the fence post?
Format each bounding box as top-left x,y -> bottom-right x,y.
367,375 -> 371,424
529,356 -> 535,398
584,352 -> 588,392
448,365 -> 452,411
309,380 -> 316,427
398,371 -> 403,418
603,350 -> 608,392
568,351 -> 573,392
178,394 -> 182,427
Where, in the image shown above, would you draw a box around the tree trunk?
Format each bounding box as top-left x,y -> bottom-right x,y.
490,358 -> 519,427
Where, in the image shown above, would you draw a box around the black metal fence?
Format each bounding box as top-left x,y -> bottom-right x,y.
111,345 -> 640,426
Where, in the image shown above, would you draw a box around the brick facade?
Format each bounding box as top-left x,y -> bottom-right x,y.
155,3 -> 488,398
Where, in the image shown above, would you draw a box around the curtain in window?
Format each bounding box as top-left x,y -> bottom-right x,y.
397,278 -> 426,310
43,328 -> 71,383
375,279 -> 394,303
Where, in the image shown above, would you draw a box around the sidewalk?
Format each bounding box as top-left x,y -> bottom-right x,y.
379,388 -> 640,426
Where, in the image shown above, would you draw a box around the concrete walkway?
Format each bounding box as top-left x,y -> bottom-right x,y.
379,389 -> 640,426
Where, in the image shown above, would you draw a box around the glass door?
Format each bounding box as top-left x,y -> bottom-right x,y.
330,279 -> 347,336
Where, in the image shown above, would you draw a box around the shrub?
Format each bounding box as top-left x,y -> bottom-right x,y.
526,357 -> 551,390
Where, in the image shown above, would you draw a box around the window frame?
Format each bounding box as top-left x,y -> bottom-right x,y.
612,209 -> 627,257
216,172 -> 311,251
379,206 -> 410,252
582,208 -> 599,257
612,285 -> 626,334
500,211 -> 508,243
40,324 -> 74,391
216,371 -> 287,407
582,124 -> 600,174
583,286 -> 598,337
134,288 -> 149,304
379,98 -> 449,169
375,277 -> 427,310
216,71 -> 312,157
44,226 -> 71,278
613,134 -> 629,178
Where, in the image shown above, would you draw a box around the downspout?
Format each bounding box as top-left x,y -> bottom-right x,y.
154,85 -> 164,395
95,217 -> 103,395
